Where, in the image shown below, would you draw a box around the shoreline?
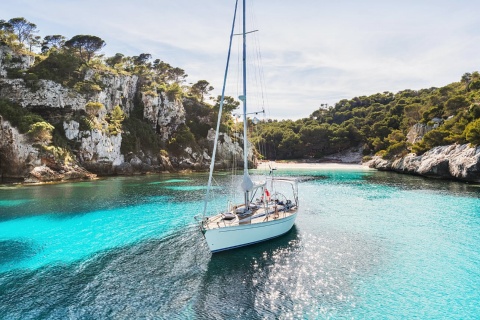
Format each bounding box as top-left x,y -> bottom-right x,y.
256,161 -> 370,170
1,162 -> 371,186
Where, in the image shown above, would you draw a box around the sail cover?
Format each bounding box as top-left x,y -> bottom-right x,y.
241,172 -> 265,192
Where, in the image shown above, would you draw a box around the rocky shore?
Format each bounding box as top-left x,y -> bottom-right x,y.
368,143 -> 480,183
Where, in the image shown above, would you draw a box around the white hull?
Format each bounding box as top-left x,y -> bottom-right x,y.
203,213 -> 297,253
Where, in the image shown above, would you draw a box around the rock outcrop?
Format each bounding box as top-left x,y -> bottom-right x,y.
0,45 -> 251,183
0,46 -> 34,77
142,92 -> 185,141
406,123 -> 433,144
322,146 -> 363,164
206,128 -> 254,169
24,165 -> 96,184
0,78 -> 87,110
0,117 -> 40,178
368,144 -> 480,182
0,117 -> 96,182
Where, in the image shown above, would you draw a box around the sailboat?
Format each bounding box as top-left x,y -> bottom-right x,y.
195,0 -> 299,253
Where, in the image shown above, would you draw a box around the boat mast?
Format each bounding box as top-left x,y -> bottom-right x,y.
241,0 -> 251,209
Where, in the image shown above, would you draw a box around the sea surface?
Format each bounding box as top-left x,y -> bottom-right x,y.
1,166 -> 479,319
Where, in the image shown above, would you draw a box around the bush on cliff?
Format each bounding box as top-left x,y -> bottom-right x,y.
30,50 -> 82,86
465,119 -> 480,145
107,105 -> 125,136
28,121 -> 54,144
0,99 -> 44,133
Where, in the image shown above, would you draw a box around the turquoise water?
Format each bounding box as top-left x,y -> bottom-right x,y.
1,168 -> 479,319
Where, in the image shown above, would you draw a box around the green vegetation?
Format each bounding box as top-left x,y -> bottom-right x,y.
190,80 -> 214,102
168,124 -> 195,154
120,117 -> 162,154
0,99 -> 74,164
183,95 -> 240,142
64,35 -> 105,65
252,72 -> 480,160
41,145 -> 74,165
107,105 -> 125,135
0,17 -> 38,50
85,101 -> 104,117
29,50 -> 82,86
28,121 -> 55,144
0,99 -> 44,133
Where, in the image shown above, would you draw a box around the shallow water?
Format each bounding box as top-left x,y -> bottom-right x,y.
1,168 -> 479,319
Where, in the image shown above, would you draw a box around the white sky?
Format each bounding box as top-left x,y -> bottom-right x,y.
3,0 -> 480,119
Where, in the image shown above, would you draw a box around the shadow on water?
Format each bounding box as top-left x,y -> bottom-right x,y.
192,226 -> 300,319
0,225 -> 206,319
0,240 -> 36,266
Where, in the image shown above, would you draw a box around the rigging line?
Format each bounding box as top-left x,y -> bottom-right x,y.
233,30 -> 258,36
248,1 -> 262,111
202,0 -> 239,218
250,0 -> 270,119
232,116 -> 239,203
228,117 -> 237,202
236,29 -> 241,111
253,26 -> 270,119
248,4 -> 268,160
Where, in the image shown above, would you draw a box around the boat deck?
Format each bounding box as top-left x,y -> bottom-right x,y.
204,201 -> 298,230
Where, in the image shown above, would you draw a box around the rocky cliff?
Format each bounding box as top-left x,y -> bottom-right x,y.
0,116 -> 40,177
368,144 -> 480,182
0,45 -> 250,183
367,120 -> 480,182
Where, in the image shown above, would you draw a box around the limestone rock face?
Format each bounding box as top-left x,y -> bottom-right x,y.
0,46 -> 138,112
0,78 -> 87,109
78,129 -> 124,165
0,76 -> 138,113
206,129 -> 254,169
92,71 -> 138,114
368,144 -> 480,182
406,123 -> 433,144
0,117 -> 97,182
63,120 -> 124,174
0,46 -> 34,77
0,117 -> 40,178
142,92 -> 185,141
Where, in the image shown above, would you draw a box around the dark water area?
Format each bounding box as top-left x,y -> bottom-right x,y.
1,226 -> 381,319
1,167 -> 479,319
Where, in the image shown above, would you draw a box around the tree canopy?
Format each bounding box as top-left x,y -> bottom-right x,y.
64,34 -> 106,64
252,73 -> 480,160
41,34 -> 66,53
190,80 -> 214,102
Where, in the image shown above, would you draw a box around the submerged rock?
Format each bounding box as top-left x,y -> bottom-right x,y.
24,165 -> 96,183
